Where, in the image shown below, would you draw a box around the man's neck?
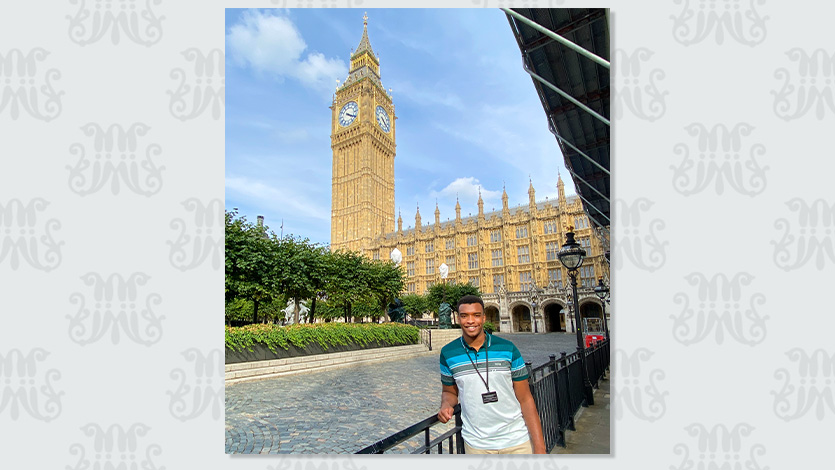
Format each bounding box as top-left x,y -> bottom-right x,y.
464,331 -> 486,351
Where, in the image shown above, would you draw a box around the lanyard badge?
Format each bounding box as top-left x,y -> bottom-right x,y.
463,338 -> 499,404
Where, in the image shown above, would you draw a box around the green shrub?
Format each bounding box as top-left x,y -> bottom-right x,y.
225,322 -> 419,353
483,322 -> 495,334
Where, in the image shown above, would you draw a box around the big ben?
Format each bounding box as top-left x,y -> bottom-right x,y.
330,13 -> 396,254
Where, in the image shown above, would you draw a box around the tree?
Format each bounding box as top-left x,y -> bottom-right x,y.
427,282 -> 482,314
366,259 -> 405,321
225,210 -> 279,323
400,293 -> 429,319
273,236 -> 328,324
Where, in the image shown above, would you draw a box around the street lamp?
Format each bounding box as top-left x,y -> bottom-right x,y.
558,228 -> 594,406
594,278 -> 611,341
527,281 -> 540,333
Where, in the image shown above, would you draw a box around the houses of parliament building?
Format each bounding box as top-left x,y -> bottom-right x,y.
329,16 -> 609,333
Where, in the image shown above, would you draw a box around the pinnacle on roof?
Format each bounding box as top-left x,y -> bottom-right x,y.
354,12 -> 376,59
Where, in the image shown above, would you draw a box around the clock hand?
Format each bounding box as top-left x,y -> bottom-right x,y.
347,113 -> 356,118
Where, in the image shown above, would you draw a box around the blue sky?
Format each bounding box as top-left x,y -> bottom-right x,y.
225,8 -> 575,246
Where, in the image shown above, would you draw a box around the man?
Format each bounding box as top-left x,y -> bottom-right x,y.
437,295 -> 547,454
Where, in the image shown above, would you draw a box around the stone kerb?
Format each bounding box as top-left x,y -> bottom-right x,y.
226,343 -> 433,384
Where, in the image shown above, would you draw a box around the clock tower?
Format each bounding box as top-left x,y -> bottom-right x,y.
330,13 -> 396,254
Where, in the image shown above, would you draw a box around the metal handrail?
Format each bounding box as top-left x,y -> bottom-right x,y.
356,404 -> 463,454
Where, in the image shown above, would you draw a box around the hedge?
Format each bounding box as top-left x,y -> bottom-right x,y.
225,322 -> 420,353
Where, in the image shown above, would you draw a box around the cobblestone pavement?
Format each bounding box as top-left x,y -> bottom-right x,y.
225,332 -> 583,454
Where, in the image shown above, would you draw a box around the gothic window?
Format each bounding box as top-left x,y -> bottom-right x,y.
519,271 -> 532,292
543,221 -> 557,234
468,253 -> 479,269
493,274 -> 505,293
490,230 -> 502,243
467,234 -> 477,246
407,261 -> 415,277
468,276 -> 480,287
425,240 -> 434,253
546,241 -> 559,260
426,259 -> 435,275
406,246 -> 415,256
446,255 -> 455,272
516,226 -> 528,238
517,246 -> 530,263
445,238 -> 454,250
491,249 -> 503,267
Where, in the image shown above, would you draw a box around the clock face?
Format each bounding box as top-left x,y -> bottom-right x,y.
338,101 -> 358,127
375,105 -> 391,133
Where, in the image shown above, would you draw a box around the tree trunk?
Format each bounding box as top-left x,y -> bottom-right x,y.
252,299 -> 259,324
310,297 -> 317,323
293,297 -> 300,324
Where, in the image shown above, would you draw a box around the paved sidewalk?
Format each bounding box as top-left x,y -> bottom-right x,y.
551,375 -> 610,454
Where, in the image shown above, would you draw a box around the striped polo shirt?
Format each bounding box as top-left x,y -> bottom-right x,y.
439,333 -> 530,450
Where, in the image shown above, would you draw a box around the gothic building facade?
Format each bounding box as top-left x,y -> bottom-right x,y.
330,16 -> 609,333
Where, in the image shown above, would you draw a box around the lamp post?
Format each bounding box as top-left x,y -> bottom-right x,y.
594,278 -> 611,341
558,228 -> 594,406
527,281 -> 540,333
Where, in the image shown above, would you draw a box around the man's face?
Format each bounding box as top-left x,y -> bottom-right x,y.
458,303 -> 485,341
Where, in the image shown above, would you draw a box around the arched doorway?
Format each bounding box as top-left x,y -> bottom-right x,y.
485,305 -> 501,332
511,305 -> 532,332
580,302 -> 604,333
544,303 -> 565,332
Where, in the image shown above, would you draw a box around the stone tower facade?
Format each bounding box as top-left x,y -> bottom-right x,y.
330,14 -> 396,254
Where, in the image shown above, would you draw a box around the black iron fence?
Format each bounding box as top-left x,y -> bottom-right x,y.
419,328 -> 433,351
355,339 -> 609,454
356,404 -> 464,454
526,339 -> 609,451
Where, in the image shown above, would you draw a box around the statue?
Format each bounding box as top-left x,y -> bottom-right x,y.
387,298 -> 406,323
439,302 -> 452,329
282,298 -> 309,325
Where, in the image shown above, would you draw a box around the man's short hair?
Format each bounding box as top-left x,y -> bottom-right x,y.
456,295 -> 484,313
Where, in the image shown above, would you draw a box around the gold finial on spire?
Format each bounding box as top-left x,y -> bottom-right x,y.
363,11 -> 368,26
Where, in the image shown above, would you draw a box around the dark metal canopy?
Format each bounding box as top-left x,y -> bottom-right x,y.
505,8 -> 610,241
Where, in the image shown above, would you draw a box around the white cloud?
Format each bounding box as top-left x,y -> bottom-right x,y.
225,175 -> 329,221
429,176 -> 502,203
227,10 -> 347,94
389,80 -> 464,110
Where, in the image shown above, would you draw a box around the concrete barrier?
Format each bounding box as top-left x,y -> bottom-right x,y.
226,343 -> 433,385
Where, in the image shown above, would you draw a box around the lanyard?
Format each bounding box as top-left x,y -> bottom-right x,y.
462,336 -> 489,392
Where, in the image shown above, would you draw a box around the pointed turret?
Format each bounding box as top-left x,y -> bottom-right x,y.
501,182 -> 509,214
415,203 -> 422,229
477,187 -> 484,219
557,170 -> 567,208
434,201 -> 441,226
355,12 -> 376,58
455,196 -> 461,222
340,12 -> 383,91
528,178 -> 536,206
397,210 -> 402,232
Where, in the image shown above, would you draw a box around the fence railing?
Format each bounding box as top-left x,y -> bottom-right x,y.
355,339 -> 609,454
419,328 -> 433,351
356,404 -> 464,454
526,339 -> 609,451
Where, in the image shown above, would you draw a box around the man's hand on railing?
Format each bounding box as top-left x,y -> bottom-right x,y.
437,403 -> 455,423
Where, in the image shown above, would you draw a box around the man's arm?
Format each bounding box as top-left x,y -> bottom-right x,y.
437,384 -> 459,423
513,379 -> 547,454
